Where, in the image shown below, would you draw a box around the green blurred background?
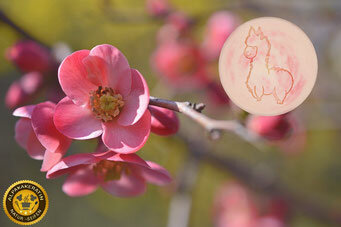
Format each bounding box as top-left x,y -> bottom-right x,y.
1,0 -> 341,226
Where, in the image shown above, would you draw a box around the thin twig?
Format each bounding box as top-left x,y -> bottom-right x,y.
0,10 -> 49,48
149,96 -> 261,143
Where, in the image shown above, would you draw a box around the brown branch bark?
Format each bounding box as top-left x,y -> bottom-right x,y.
0,10 -> 49,48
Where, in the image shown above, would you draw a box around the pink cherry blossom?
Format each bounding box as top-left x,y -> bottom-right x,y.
149,106 -> 179,136
13,102 -> 72,171
6,40 -> 54,73
213,182 -> 258,227
213,182 -> 289,227
5,72 -> 44,109
156,24 -> 181,44
146,0 -> 170,17
246,115 -> 292,141
247,114 -> 307,154
151,40 -> 208,88
202,11 -> 240,61
54,44 -> 151,154
46,149 -> 172,197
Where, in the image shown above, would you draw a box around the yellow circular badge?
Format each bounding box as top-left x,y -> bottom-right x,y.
3,180 -> 48,225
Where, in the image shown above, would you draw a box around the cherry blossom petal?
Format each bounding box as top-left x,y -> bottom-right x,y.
26,131 -> 45,160
40,150 -> 64,172
54,97 -> 103,140
82,55 -> 109,86
102,110 -> 151,154
47,151 -> 113,178
101,172 -> 146,197
139,161 -> 172,185
40,138 -> 71,172
62,166 -> 100,197
15,118 -> 45,160
15,118 -> 32,149
89,44 -> 132,96
13,105 -> 36,118
31,102 -> 70,152
6,72 -> 43,109
58,50 -> 97,105
117,69 -> 149,126
107,153 -> 150,169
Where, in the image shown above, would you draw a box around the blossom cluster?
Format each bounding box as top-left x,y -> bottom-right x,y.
148,0 -> 238,105
12,44 -> 179,197
5,40 -> 64,109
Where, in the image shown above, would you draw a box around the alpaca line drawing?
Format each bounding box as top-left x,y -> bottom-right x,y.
243,26 -> 294,104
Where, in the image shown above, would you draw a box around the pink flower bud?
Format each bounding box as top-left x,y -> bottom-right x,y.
146,0 -> 170,17
151,40 -> 209,88
149,106 -> 179,136
202,11 -> 240,60
246,115 -> 291,140
5,72 -> 44,109
6,40 -> 53,73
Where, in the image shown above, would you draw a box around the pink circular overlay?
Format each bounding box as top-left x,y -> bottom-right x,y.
219,17 -> 317,116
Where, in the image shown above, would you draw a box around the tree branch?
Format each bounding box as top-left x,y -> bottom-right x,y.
149,96 -> 261,143
0,10 -> 49,48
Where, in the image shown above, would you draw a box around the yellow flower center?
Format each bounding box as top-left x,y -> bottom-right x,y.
89,86 -> 124,122
92,160 -> 131,181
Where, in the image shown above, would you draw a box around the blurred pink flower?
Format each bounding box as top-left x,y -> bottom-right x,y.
149,106 -> 179,136
246,115 -> 292,141
46,149 -> 172,197
247,114 -> 306,154
267,198 -> 289,221
5,72 -> 43,109
146,0 -> 170,17
213,183 -> 288,227
213,182 -> 258,227
156,24 -> 181,44
54,44 -> 150,154
202,11 -> 240,61
275,115 -> 306,155
6,40 -> 54,73
151,40 -> 208,88
206,81 -> 230,106
13,102 -> 72,171
256,216 -> 285,227
166,12 -> 193,33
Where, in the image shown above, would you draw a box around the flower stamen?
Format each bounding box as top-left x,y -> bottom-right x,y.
92,160 -> 131,181
89,86 -> 124,122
